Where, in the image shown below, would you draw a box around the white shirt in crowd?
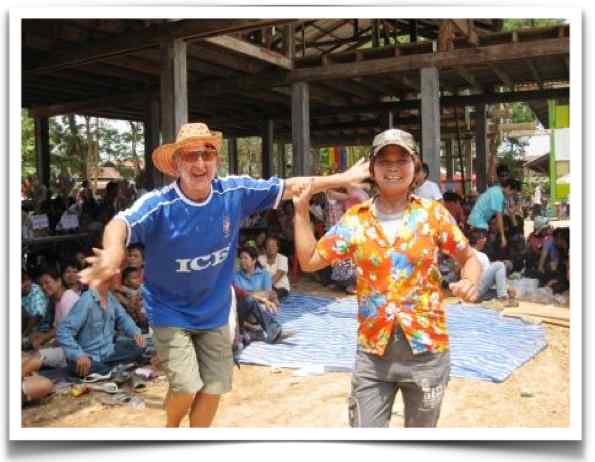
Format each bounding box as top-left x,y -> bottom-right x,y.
258,253 -> 290,291
415,180 -> 443,201
472,248 -> 490,276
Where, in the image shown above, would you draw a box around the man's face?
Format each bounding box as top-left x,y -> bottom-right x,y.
62,266 -> 79,287
265,239 -> 279,257
174,142 -> 219,194
503,186 -> 514,198
22,275 -> 32,296
372,146 -> 415,196
127,249 -> 144,269
124,271 -> 142,290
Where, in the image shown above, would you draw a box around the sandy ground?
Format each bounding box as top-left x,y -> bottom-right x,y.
22,277 -> 570,429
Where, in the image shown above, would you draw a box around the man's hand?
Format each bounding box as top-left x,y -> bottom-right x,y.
449,279 -> 479,303
75,356 -> 92,377
134,335 -> 145,348
292,178 -> 314,216
500,237 -> 508,249
79,247 -> 123,289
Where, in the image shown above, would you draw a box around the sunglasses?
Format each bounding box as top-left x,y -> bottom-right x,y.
177,144 -> 218,163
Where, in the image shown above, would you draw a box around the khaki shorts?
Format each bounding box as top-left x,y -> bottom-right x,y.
152,325 -> 233,396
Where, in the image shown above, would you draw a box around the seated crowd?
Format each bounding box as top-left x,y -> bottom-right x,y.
21,163 -> 570,407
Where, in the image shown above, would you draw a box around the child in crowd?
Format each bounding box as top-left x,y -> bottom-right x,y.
126,243 -> 145,280
120,266 -> 149,332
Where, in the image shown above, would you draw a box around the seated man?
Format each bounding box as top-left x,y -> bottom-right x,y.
22,352 -> 54,406
258,236 -> 291,301
469,229 -> 518,307
22,269 -> 51,348
56,278 -> 145,378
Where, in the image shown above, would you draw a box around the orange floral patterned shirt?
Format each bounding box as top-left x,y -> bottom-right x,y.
316,195 -> 470,356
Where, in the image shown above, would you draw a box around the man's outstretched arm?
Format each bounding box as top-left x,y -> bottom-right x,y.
282,158 -> 369,201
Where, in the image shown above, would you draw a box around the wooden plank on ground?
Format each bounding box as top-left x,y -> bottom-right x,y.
501,304 -> 570,321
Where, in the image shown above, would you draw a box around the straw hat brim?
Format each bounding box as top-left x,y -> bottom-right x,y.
152,135 -> 222,177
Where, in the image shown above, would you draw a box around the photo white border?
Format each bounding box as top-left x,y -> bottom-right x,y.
8,4 -> 583,442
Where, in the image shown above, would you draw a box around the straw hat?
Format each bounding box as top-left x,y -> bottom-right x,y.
152,123 -> 223,177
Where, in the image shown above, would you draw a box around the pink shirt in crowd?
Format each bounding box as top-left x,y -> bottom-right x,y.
343,189 -> 370,210
54,289 -> 80,327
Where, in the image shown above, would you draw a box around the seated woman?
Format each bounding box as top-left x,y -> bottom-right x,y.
525,216 -> 553,278
32,265 -> 81,369
538,227 -> 570,293
258,236 -> 291,301
33,265 -> 81,350
233,246 -> 292,344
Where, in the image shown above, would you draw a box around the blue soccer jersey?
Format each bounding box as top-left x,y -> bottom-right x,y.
116,176 -> 284,330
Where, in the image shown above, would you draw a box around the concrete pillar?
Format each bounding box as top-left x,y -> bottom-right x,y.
262,119 -> 274,179
474,104 -> 488,192
465,138 -> 473,193
228,137 -> 239,175
445,138 -> 454,181
34,116 -> 50,188
143,95 -> 160,190
159,38 -> 188,184
420,67 -> 441,185
291,82 -> 311,176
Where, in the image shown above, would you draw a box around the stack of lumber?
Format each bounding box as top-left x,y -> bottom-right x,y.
501,302 -> 570,327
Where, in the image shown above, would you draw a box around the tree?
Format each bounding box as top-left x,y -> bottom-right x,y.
21,109 -> 36,178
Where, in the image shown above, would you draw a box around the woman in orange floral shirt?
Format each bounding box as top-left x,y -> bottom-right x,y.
293,128 -> 481,428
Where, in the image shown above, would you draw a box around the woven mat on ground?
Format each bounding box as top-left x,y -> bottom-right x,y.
237,294 -> 548,382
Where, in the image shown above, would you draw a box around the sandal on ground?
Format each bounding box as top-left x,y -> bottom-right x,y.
82,371 -> 112,383
498,297 -> 519,308
274,329 -> 297,343
98,392 -> 132,406
112,371 -> 132,386
130,375 -> 147,392
87,382 -> 120,394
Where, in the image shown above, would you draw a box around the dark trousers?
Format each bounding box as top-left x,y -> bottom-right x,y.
273,287 -> 290,301
237,296 -> 282,343
67,337 -> 144,376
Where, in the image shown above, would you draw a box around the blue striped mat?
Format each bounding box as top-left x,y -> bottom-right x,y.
237,294 -> 548,383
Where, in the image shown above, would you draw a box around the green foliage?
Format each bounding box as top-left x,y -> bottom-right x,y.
502,18 -> 565,31
21,109 -> 36,178
23,113 -> 145,184
511,102 -> 537,124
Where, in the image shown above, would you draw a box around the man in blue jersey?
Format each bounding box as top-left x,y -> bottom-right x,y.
80,122 -> 369,428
